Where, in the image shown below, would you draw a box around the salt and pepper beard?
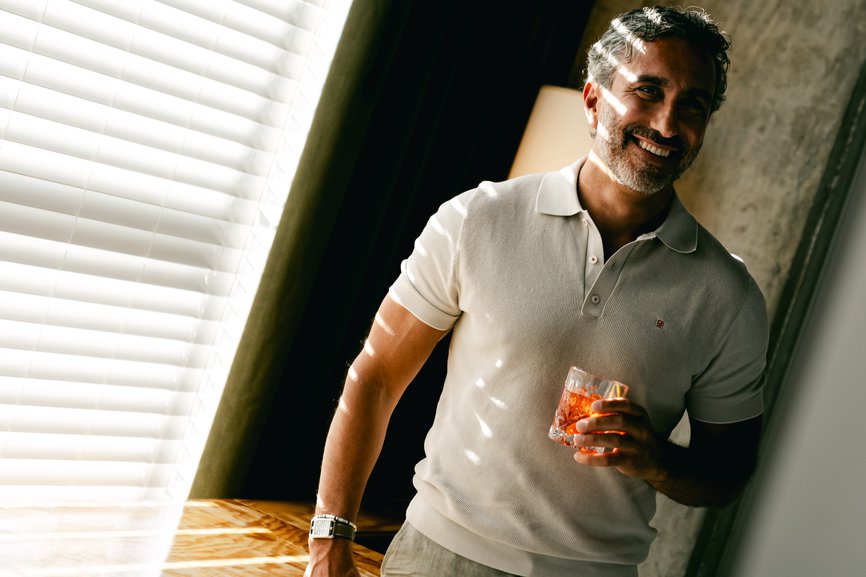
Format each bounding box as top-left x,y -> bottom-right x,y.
594,98 -> 702,196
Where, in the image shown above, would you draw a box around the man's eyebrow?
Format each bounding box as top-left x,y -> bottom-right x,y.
634,74 -> 668,86
633,74 -> 713,102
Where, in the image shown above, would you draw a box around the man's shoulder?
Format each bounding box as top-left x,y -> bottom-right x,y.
457,170 -> 548,217
692,222 -> 765,302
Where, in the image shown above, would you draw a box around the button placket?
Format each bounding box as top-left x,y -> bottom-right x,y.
582,243 -> 638,317
583,213 -> 605,291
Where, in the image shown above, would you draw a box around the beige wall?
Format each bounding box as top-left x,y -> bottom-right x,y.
571,1 -> 866,575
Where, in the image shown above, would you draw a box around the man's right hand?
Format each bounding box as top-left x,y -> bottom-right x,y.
304,538 -> 360,577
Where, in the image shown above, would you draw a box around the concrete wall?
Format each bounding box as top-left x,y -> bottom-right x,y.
571,1 -> 866,575
729,110 -> 866,577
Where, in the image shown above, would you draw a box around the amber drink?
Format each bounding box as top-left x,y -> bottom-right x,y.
548,366 -> 628,453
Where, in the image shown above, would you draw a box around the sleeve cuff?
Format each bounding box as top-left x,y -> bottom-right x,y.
389,274 -> 459,331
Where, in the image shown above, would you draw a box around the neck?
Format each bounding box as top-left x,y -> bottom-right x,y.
578,153 -> 674,258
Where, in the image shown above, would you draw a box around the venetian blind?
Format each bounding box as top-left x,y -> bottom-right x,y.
0,0 -> 351,502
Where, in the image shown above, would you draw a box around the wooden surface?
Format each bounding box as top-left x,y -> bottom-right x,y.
239,500 -> 404,556
239,500 -> 404,534
0,499 -> 382,576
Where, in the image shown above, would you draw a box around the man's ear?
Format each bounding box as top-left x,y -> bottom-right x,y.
583,81 -> 600,137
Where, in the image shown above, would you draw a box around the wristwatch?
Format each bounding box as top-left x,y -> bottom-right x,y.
309,514 -> 357,541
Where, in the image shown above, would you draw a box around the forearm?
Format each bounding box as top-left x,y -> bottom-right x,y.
576,403 -> 762,508
313,376 -> 395,520
306,296 -> 447,574
306,372 -> 396,572
646,440 -> 753,507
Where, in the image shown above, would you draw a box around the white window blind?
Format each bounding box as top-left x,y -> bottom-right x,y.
0,0 -> 352,503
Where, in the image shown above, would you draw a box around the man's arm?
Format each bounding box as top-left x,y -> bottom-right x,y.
305,294 -> 448,576
574,400 -> 762,507
652,415 -> 761,506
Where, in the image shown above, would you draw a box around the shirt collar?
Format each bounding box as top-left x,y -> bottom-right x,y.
535,158 -> 698,254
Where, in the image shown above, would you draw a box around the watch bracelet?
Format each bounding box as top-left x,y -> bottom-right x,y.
309,514 -> 357,540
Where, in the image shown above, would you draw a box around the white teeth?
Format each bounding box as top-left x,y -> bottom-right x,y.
638,140 -> 671,157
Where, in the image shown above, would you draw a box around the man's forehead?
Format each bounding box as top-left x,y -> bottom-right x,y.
614,37 -> 716,94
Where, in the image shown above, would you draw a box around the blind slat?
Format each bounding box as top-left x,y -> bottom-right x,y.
45,1 -> 281,92
0,229 -> 238,293
0,139 -> 267,209
8,80 -> 265,171
0,319 -> 213,367
0,260 -> 224,320
0,459 -> 175,487
0,201 -> 246,271
0,349 -> 203,392
3,110 -> 263,194
0,405 -> 190,439
2,433 -> 184,463
0,377 -> 195,414
0,9 -> 276,119
156,0 -> 309,49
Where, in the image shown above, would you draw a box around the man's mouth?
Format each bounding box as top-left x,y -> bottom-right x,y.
636,138 -> 672,158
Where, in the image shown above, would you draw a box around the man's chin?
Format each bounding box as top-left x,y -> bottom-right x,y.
615,166 -> 677,196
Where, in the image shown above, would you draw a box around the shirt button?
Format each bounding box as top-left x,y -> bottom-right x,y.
589,255 -> 598,264
590,294 -> 600,304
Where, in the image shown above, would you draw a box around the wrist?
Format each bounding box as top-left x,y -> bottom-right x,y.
643,440 -> 678,485
309,514 -> 357,541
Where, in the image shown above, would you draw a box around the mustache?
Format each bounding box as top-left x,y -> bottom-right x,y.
625,124 -> 685,151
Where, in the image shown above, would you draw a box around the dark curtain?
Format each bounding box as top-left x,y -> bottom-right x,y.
192,0 -> 595,505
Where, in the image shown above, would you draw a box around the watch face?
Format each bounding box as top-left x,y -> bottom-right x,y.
310,518 -> 335,538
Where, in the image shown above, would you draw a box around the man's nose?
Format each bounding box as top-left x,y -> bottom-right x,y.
650,103 -> 678,139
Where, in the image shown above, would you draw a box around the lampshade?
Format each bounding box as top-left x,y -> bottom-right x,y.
509,85 -> 594,178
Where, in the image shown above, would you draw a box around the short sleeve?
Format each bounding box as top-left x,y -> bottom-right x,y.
388,191 -> 473,331
686,276 -> 769,423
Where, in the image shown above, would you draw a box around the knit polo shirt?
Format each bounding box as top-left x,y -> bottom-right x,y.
388,160 -> 769,576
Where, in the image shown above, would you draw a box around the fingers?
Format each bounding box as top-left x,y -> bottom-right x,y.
572,432 -> 629,455
575,412 -> 641,438
573,441 -> 622,465
590,397 -> 645,417
577,399 -> 650,437
572,399 -> 658,473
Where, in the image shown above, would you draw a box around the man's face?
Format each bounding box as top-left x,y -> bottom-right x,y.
588,36 -> 716,196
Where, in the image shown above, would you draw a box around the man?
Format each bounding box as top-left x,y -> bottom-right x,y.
305,6 -> 768,577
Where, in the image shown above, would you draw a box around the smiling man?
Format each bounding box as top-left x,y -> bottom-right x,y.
305,7 -> 769,577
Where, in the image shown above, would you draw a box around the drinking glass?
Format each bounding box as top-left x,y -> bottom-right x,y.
548,366 -> 629,453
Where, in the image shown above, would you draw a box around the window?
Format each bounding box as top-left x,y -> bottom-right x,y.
0,0 -> 351,503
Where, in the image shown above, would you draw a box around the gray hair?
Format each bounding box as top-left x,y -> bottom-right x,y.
586,6 -> 731,113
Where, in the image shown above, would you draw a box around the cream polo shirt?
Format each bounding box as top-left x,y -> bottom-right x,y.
388,160 -> 769,576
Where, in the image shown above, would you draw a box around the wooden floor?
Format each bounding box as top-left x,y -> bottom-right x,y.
0,499 -> 383,576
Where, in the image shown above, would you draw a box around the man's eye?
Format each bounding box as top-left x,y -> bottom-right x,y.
680,99 -> 708,116
636,86 -> 661,99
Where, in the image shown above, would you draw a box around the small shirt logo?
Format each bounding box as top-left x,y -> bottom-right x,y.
655,319 -> 666,330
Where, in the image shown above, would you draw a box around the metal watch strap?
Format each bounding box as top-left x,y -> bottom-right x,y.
309,514 -> 357,540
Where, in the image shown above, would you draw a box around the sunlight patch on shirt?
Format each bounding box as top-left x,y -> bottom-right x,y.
430,215 -> 455,247
448,196 -> 468,217
479,181 -> 499,198
475,413 -> 493,439
488,396 -> 507,410
413,238 -> 428,257
463,449 -> 481,465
